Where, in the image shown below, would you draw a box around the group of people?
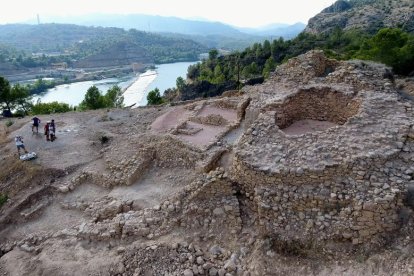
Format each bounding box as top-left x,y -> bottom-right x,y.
31,116 -> 57,142
44,119 -> 56,142
15,116 -> 57,157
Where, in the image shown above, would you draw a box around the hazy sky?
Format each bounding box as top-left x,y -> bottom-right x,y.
0,0 -> 336,27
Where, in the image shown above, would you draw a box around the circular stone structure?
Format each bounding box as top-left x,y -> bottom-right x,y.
273,86 -> 360,130
230,51 -> 414,244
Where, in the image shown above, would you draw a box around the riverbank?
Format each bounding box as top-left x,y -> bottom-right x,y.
35,61 -> 198,107
123,71 -> 158,107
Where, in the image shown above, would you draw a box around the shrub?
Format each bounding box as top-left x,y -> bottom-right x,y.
0,193 -> 7,208
78,85 -> 124,110
147,88 -> 164,105
99,135 -> 109,144
31,101 -> 71,115
5,120 -> 13,127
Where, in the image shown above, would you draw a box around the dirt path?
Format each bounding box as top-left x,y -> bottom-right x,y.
109,167 -> 197,209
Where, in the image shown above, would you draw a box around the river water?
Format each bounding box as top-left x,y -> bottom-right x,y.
36,61 -> 197,107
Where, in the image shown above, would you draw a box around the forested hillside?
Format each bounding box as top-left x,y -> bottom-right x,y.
30,14 -> 305,50
168,27 -> 413,102
0,24 -> 207,70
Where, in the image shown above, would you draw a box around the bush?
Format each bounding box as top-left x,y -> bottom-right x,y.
78,85 -> 124,110
0,193 -> 7,208
79,86 -> 104,110
99,135 -> 109,144
147,88 -> 164,105
31,101 -> 71,115
5,120 -> 13,127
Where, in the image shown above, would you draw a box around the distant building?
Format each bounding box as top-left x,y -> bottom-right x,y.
132,62 -> 145,73
51,62 -> 68,70
199,53 -> 209,60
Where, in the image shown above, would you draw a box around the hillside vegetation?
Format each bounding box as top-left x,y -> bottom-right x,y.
164,27 -> 413,102
305,0 -> 414,34
32,14 -> 305,50
0,24 -> 207,71
160,1 -> 414,102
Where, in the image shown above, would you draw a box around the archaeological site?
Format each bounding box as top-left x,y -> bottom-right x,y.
1,51 -> 414,275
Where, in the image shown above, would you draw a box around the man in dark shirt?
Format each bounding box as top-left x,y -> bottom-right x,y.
32,117 -> 41,133
50,119 -> 56,141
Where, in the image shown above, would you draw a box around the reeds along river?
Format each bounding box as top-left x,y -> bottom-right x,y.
35,61 -> 198,107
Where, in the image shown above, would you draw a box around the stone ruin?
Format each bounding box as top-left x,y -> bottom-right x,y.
230,50 -> 414,244
2,50 -> 413,275
65,50 -> 413,247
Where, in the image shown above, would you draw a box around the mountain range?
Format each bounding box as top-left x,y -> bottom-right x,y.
28,14 -> 305,47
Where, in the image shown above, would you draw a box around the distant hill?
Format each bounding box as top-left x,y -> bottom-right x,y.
236,22 -> 306,38
305,0 -> 414,34
29,14 -> 304,50
0,24 -> 207,65
33,14 -> 245,37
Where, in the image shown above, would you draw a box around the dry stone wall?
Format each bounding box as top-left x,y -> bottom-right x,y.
64,134 -> 204,191
231,50 -> 414,244
269,86 -> 361,129
231,154 -> 410,244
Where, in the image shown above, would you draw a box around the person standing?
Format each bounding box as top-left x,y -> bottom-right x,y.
44,121 -> 50,141
32,116 -> 41,133
49,119 -> 56,142
15,135 -> 28,156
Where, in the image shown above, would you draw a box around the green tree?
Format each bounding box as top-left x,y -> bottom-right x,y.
249,62 -> 259,76
0,76 -> 13,113
262,57 -> 276,79
11,84 -> 31,115
176,76 -> 186,91
369,28 -> 406,65
208,49 -> 219,60
255,43 -> 263,59
263,40 -> 271,57
199,67 -> 214,82
80,85 -> 105,110
213,64 -> 225,84
356,28 -> 414,74
187,64 -> 200,80
147,88 -> 163,105
104,85 -> 124,108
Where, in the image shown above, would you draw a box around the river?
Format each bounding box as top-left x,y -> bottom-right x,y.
36,61 -> 198,107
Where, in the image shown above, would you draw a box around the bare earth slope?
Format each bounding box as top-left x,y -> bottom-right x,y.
1,51 -> 414,275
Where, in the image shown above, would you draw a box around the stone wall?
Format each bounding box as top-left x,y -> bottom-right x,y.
183,172 -> 242,240
268,87 -> 361,129
230,152 -> 410,244
189,114 -> 229,126
230,50 -> 414,245
65,134 -> 203,190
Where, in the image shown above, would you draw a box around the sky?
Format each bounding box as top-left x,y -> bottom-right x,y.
0,0 -> 337,27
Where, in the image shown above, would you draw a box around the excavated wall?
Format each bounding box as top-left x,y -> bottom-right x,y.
229,50 -> 414,244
